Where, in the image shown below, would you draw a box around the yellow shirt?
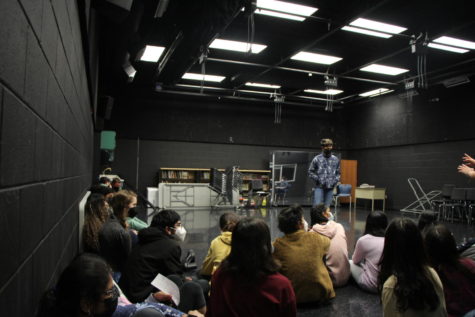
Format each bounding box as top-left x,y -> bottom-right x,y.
200,231 -> 232,276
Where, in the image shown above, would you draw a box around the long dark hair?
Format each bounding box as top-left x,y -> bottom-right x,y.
83,195 -> 109,253
310,203 -> 329,226
379,218 -> 440,313
109,190 -> 136,228
37,253 -> 111,317
364,211 -> 388,237
220,217 -> 279,280
424,224 -> 475,283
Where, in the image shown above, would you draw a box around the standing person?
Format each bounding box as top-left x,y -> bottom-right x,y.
207,217 -> 296,317
273,205 -> 335,304
350,211 -> 387,293
379,218 -> 447,317
308,138 -> 340,207
424,224 -> 475,317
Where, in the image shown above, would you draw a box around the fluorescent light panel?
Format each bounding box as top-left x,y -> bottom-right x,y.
210,39 -> 267,54
291,51 -> 342,65
245,82 -> 281,89
350,18 -> 407,34
256,0 -> 318,21
359,88 -> 394,97
360,64 -> 409,76
176,84 -> 224,90
428,42 -> 469,54
341,26 -> 392,38
140,45 -> 165,62
433,36 -> 475,50
182,73 -> 225,82
238,89 -> 273,95
305,89 -> 343,95
255,9 -> 305,21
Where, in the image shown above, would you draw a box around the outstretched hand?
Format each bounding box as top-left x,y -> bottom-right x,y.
458,164 -> 475,178
462,153 -> 475,167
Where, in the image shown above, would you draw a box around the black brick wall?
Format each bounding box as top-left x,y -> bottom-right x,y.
0,0 -> 93,315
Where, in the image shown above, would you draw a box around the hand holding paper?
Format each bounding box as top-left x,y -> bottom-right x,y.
151,273 -> 180,306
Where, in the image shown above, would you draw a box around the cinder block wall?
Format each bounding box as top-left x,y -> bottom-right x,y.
0,0 -> 93,315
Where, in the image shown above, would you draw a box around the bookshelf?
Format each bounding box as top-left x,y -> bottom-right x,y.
158,167 -> 270,194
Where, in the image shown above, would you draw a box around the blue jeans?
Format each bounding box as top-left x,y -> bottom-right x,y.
314,187 -> 334,207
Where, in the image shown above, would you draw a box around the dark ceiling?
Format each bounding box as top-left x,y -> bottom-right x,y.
94,0 -> 475,109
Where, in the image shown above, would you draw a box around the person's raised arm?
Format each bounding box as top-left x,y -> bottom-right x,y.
462,153 -> 475,168
458,164 -> 475,179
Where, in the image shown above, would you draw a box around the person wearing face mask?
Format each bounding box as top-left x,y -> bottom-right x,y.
120,210 -> 208,315
272,205 -> 335,304
37,253 -> 202,317
308,138 -> 340,208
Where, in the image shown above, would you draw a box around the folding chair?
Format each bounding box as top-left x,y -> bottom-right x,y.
400,178 -> 442,217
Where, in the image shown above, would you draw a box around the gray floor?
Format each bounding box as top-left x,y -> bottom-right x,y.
176,204 -> 475,317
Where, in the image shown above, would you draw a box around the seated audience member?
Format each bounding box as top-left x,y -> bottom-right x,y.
99,190 -> 136,281
379,218 -> 447,317
418,210 -> 438,236
459,238 -> 475,261
273,204 -> 335,304
350,211 -> 387,293
83,194 -> 110,253
207,217 -> 296,317
90,184 -> 116,201
112,177 -> 123,192
424,224 -> 475,317
37,253 -> 202,317
120,210 -> 207,314
121,190 -> 148,231
200,212 -> 240,278
310,204 -> 350,287
100,176 -> 112,188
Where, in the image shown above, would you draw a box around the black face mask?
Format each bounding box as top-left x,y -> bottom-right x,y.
128,207 -> 137,218
323,149 -> 332,156
95,286 -> 119,317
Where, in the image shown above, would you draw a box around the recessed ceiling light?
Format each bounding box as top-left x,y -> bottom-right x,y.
210,39 -> 267,54
304,89 -> 343,95
428,42 -> 469,54
359,88 -> 394,97
182,73 -> 225,82
433,36 -> 475,50
255,0 -> 318,21
176,84 -> 224,90
360,64 -> 409,76
140,45 -> 165,62
291,51 -> 342,65
350,18 -> 406,34
341,26 -> 392,38
255,9 -> 305,21
245,82 -> 281,89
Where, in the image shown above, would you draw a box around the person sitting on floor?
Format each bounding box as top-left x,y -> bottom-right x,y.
200,212 -> 240,279
273,204 -> 335,304
206,217 -> 296,317
119,209 -> 207,314
310,203 -> 350,287
417,210 -> 438,237
379,218 -> 447,317
350,211 -> 387,293
83,194 -> 110,254
37,253 -> 203,317
424,224 -> 475,317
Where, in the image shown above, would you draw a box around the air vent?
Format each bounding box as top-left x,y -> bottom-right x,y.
442,75 -> 470,88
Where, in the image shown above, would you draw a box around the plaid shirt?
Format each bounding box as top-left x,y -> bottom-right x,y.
308,153 -> 340,189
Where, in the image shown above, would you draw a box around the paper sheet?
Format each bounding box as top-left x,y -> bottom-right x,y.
150,273 -> 180,306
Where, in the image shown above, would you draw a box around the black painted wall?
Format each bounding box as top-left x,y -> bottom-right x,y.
344,83 -> 475,210
105,95 -> 344,193
0,0 -> 93,315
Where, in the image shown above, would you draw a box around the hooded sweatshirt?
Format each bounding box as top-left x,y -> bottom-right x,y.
311,221 -> 350,287
200,231 -> 232,276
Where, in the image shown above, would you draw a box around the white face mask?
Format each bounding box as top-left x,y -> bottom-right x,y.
174,226 -> 187,242
302,219 -> 309,232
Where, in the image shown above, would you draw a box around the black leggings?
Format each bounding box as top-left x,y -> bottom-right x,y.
167,275 -> 208,313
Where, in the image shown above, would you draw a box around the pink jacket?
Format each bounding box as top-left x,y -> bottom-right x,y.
311,221 -> 350,287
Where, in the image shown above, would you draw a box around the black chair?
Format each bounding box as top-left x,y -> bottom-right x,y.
443,188 -> 466,223
432,184 -> 455,219
465,188 -> 475,225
